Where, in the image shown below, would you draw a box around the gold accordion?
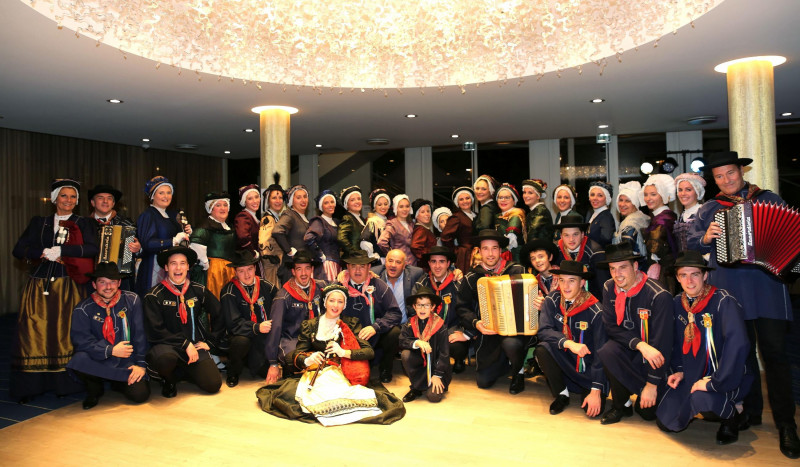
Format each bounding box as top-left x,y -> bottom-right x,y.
97,225 -> 137,274
477,274 -> 539,336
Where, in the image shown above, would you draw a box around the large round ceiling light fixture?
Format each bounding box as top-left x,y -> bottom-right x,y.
26,0 -> 724,89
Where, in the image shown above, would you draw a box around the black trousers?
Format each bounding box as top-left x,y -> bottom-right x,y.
476,336 -> 526,389
150,346 -> 221,394
449,340 -> 469,363
227,335 -> 252,377
536,346 -> 605,414
605,365 -> 655,420
400,349 -> 451,402
374,325 -> 401,371
74,370 -> 150,403
743,318 -> 797,430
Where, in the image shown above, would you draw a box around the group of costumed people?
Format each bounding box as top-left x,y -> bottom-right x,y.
8,151 -> 799,459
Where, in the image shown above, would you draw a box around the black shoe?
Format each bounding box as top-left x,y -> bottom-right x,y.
402,389 -> 423,403
379,367 -> 393,383
716,417 -> 739,445
738,412 -> 761,430
656,419 -> 675,433
634,398 -> 657,421
549,395 -> 570,415
226,374 -> 239,388
453,360 -> 466,374
600,406 -> 633,425
779,427 -> 800,459
161,381 -> 177,398
509,374 -> 525,395
82,396 -> 100,410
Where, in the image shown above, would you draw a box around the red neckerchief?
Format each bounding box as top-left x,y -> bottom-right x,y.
537,271 -> 558,295
282,279 -> 317,320
681,285 -> 716,356
92,290 -> 121,345
161,279 -> 191,324
429,272 -> 454,315
341,271 -> 373,303
558,236 -> 588,262
484,258 -> 508,276
559,291 -> 598,340
715,184 -> 763,208
94,211 -> 117,226
409,314 -> 445,366
232,277 -> 263,322
614,272 -> 648,326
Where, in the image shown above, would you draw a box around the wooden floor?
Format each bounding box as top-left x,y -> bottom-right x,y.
0,362 -> 797,466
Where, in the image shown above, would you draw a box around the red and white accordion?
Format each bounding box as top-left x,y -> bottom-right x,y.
714,201 -> 800,278
477,274 -> 539,336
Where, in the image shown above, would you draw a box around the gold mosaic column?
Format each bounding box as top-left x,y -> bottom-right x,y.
717,57 -> 785,192
252,106 -> 298,188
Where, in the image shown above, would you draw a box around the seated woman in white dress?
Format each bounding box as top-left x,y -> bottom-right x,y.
256,284 -> 405,426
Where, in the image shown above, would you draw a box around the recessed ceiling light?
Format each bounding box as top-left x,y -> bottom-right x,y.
244,128 -> 255,133
107,98 -> 123,104
590,98 -> 604,103
315,144 -> 323,148
465,168 -> 472,172
224,150 -> 231,154
782,112 -> 793,117
597,124 -> 609,129
451,134 -> 459,138
714,56 -> 786,73
405,114 -> 417,118
251,105 -> 299,114
141,138 -> 150,142
389,159 -> 394,163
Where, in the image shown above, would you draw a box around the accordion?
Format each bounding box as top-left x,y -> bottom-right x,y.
714,201 -> 800,278
97,225 -> 137,274
477,274 -> 539,336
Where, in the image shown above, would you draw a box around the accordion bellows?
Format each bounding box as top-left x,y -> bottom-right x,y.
714,201 -> 800,278
97,225 -> 137,274
477,274 -> 539,336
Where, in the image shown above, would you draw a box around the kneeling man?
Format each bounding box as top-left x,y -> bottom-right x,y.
657,250 -> 752,444
535,260 -> 607,417
68,262 -> 150,409
144,246 -> 223,398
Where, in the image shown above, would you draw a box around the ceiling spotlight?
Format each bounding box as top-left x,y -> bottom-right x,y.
451,134 -> 459,138
141,138 -> 150,142
590,98 -> 605,103
690,157 -> 705,173
224,150 -> 231,154
107,98 -> 123,104
659,157 -> 679,174
315,144 -> 322,148
640,162 -> 654,175
781,112 -> 793,117
597,124 -> 609,129
244,128 -> 255,133
405,114 -> 417,118
465,168 -> 472,172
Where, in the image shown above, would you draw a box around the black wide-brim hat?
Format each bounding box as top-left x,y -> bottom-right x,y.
472,229 -> 509,249
88,184 -> 123,202
341,250 -> 375,265
421,245 -> 456,263
405,286 -> 442,309
673,250 -> 715,272
284,249 -> 322,268
549,260 -> 592,279
86,261 -> 127,280
554,212 -> 589,231
226,249 -> 261,268
157,246 -> 198,268
703,150 -> 753,170
596,241 -> 644,267
519,239 -> 559,269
